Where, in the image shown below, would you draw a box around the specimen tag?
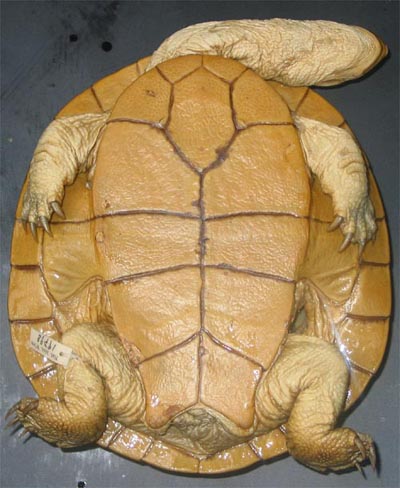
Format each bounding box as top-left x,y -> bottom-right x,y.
29,329 -> 75,367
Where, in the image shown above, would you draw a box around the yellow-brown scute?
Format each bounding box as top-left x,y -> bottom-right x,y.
92,56 -> 310,430
168,66 -> 235,170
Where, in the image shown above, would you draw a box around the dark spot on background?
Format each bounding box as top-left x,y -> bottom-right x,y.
69,34 -> 78,42
101,41 -> 112,52
77,482 -> 86,488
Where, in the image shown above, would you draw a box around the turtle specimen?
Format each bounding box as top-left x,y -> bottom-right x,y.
7,19 -> 391,474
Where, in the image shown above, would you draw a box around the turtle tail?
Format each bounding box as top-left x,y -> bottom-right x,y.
147,19 -> 387,87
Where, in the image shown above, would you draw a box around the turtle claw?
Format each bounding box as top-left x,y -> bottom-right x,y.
20,184 -> 66,239
5,404 -> 24,433
22,202 -> 66,240
18,428 -> 32,441
328,215 -> 362,252
364,441 -> 377,472
355,436 -> 367,458
5,416 -> 20,430
21,399 -> 39,416
328,215 -> 344,232
7,398 -> 39,420
354,462 -> 365,477
29,222 -> 38,240
5,399 -> 39,440
5,403 -> 19,421
40,216 -> 52,236
339,232 -> 354,252
51,201 -> 65,219
353,433 -> 377,473
358,240 -> 366,258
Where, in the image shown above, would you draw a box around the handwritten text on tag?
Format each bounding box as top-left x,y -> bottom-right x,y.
29,329 -> 74,367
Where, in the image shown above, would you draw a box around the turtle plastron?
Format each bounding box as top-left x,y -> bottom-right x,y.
8,19 -> 390,475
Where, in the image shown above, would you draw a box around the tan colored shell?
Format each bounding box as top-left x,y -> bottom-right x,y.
9,55 -> 390,473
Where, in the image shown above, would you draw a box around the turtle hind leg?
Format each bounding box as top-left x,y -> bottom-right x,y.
8,362 -> 107,448
8,322 -> 145,448
256,334 -> 376,472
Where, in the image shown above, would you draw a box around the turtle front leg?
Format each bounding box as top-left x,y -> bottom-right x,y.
7,322 -> 144,448
294,115 -> 376,250
22,112 -> 109,235
256,334 -> 376,472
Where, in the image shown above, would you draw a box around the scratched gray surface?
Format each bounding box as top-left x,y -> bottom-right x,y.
1,2 -> 398,488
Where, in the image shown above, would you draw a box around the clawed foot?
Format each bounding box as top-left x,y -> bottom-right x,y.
353,433 -> 377,474
21,185 -> 65,239
328,197 -> 376,252
332,431 -> 376,473
5,398 -> 39,440
303,428 -> 377,474
6,393 -> 108,448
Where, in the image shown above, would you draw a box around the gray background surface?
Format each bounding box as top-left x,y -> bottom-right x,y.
1,1 -> 398,487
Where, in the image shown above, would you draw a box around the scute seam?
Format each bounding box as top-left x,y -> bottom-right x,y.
293,87 -> 310,112
204,329 -> 266,370
104,263 -> 296,286
90,86 -> 105,112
